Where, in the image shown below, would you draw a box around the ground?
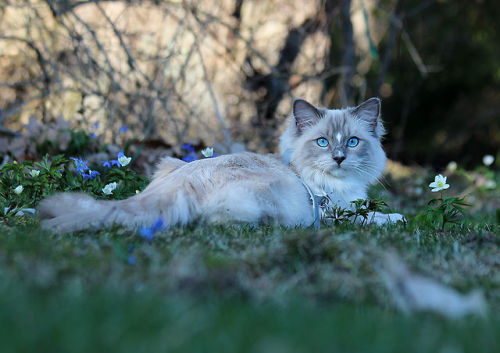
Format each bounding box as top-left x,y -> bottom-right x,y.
0,159 -> 499,352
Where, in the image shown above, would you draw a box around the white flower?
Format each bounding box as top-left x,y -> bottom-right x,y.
30,169 -> 40,177
484,179 -> 496,189
102,182 -> 117,195
201,147 -> 214,158
118,155 -> 132,167
4,207 -> 36,216
482,155 -> 494,167
446,161 -> 457,173
429,174 -> 450,192
13,185 -> 23,194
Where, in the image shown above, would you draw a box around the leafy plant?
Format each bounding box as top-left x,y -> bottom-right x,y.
0,153 -> 149,219
416,195 -> 470,231
415,174 -> 471,231
322,198 -> 389,226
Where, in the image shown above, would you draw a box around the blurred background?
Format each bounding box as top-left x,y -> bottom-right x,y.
0,0 -> 498,169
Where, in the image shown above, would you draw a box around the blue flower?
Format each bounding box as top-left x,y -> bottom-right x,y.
119,125 -> 127,133
82,170 -> 101,180
90,132 -> 98,139
101,159 -> 121,168
181,143 -> 195,153
139,227 -> 154,242
182,154 -> 198,162
139,217 -> 165,242
151,217 -> 164,232
127,255 -> 136,265
92,122 -> 99,130
70,157 -> 89,175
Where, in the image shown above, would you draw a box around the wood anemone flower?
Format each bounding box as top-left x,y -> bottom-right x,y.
429,174 -> 450,192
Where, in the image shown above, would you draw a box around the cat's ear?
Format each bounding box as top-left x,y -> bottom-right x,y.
293,99 -> 322,133
351,97 -> 385,138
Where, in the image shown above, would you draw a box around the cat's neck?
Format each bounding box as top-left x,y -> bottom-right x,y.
290,163 -> 368,208
283,148 -> 368,207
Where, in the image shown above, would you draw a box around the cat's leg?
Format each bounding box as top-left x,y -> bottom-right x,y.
319,196 -> 405,226
365,212 -> 406,225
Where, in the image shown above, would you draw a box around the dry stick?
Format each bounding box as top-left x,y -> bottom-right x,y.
209,6 -> 345,101
376,0 -> 406,92
195,44 -> 232,145
0,35 -> 51,121
150,38 -> 198,143
189,5 -> 277,76
158,23 -> 197,142
96,2 -> 211,143
185,8 -> 231,144
93,1 -> 148,141
64,8 -> 126,134
289,66 -> 349,90
173,21 -> 215,140
401,30 -> 428,77
73,3 -> 168,141
339,0 -> 355,107
93,1 -> 137,72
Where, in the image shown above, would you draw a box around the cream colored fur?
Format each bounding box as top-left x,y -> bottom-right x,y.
38,98 -> 403,232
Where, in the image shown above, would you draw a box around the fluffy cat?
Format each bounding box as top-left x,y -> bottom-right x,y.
38,98 -> 403,232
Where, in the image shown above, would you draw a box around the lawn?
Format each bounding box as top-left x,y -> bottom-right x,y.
0,153 -> 499,352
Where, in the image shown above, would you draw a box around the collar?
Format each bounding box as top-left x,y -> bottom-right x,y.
282,151 -> 323,230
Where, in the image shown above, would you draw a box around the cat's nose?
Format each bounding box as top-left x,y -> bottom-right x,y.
333,156 -> 346,165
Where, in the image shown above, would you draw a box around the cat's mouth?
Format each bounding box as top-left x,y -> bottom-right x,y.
329,165 -> 348,177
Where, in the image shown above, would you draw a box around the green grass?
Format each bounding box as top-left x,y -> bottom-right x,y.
1,154 -> 499,352
0,214 -> 499,352
1,286 -> 499,353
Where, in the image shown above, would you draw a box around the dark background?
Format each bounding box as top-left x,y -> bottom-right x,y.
0,0 -> 498,168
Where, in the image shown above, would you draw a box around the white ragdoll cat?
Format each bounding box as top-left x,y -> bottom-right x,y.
38,98 -> 404,232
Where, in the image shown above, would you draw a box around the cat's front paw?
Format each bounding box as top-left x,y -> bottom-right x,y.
367,212 -> 406,226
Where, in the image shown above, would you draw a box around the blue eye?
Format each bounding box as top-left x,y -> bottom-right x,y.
316,137 -> 329,147
347,137 -> 359,147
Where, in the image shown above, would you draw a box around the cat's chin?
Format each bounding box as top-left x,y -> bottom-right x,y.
328,168 -> 346,177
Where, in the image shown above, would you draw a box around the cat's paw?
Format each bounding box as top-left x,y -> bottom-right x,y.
367,212 -> 406,226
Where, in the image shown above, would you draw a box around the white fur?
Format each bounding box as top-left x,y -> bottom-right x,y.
279,102 -> 387,207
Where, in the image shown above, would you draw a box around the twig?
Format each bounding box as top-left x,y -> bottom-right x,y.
401,30 -> 428,77
195,44 -> 232,144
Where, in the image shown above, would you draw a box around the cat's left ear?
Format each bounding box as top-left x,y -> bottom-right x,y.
351,97 -> 386,138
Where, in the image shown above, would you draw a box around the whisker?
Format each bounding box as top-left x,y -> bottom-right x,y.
351,166 -> 389,190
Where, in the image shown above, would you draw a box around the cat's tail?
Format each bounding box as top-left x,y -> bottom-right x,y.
37,192 -> 181,233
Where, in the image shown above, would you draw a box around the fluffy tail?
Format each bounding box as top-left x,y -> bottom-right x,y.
37,192 -> 167,233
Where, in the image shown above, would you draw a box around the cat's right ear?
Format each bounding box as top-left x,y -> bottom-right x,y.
293,99 -> 322,133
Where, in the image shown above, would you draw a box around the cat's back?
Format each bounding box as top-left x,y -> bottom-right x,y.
170,151 -> 292,181
143,151 -> 312,227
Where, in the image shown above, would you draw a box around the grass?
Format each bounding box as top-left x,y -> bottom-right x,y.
0,211 -> 499,352
1,287 -> 499,353
0,157 -> 499,352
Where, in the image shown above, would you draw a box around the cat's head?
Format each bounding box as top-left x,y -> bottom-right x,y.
279,98 -> 387,196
